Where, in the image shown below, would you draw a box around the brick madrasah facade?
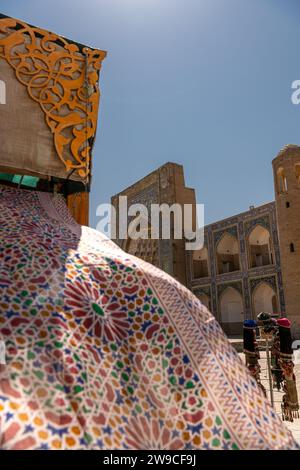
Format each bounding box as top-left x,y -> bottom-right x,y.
112,145 -> 300,338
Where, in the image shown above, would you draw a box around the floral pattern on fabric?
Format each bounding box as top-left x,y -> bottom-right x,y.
0,187 -> 298,450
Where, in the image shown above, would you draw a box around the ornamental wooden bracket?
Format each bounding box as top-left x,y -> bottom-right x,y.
0,17 -> 106,180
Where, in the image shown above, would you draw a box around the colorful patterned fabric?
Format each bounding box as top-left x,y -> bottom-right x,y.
0,187 -> 298,450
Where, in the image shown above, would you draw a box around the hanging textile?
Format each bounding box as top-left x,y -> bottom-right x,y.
0,187 -> 298,450
243,320 -> 266,397
271,322 -> 283,392
257,312 -> 282,392
278,318 -> 300,422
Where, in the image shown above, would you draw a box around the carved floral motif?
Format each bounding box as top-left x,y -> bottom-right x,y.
0,17 -> 106,179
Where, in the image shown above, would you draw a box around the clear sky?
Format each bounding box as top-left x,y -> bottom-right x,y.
1,0 -> 300,228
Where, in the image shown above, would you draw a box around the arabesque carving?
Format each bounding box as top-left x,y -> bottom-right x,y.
0,17 -> 106,179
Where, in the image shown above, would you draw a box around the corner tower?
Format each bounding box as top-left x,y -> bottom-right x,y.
272,145 -> 300,338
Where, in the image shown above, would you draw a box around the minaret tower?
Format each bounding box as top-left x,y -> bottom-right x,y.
272,145 -> 300,338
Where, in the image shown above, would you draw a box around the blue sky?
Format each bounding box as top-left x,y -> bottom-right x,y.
1,0 -> 300,227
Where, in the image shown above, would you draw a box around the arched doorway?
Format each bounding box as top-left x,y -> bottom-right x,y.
193,247 -> 209,278
248,225 -> 273,268
277,167 -> 288,193
198,293 -> 211,310
219,287 -> 244,335
252,282 -> 278,317
216,233 -> 240,274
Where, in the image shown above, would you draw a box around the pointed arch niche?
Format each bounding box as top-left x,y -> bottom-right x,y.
277,167 -> 288,194
252,282 -> 278,317
216,232 -> 240,274
193,247 -> 209,278
219,286 -> 244,335
247,225 -> 273,268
